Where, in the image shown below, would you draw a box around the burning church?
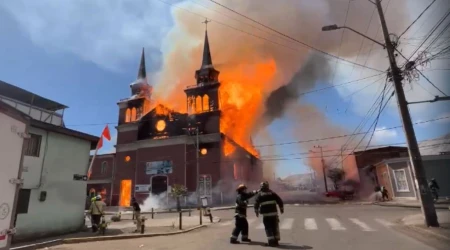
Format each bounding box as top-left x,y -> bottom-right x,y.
87,29 -> 263,207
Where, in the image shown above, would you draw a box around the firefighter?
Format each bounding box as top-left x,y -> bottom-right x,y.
254,181 -> 284,247
230,184 -> 259,244
131,197 -> 142,233
89,195 -> 106,233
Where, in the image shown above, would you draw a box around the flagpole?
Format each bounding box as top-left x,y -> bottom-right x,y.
87,138 -> 102,180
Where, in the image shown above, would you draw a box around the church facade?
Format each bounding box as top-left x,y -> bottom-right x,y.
87,30 -> 263,207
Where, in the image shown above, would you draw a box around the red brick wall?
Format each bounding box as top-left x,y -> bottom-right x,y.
375,164 -> 394,198
112,150 -> 137,206
89,155 -> 115,180
355,148 -> 408,169
117,130 -> 138,144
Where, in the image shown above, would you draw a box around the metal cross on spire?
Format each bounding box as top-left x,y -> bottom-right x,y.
202,19 -> 211,31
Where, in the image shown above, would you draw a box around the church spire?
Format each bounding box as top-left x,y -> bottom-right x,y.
195,19 -> 219,85
137,47 -> 146,79
201,19 -> 213,69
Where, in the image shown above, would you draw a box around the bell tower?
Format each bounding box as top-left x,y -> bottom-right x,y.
117,48 -> 152,125
184,19 -> 220,115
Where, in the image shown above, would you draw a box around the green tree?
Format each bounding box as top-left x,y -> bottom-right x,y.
327,168 -> 346,190
171,184 -> 188,211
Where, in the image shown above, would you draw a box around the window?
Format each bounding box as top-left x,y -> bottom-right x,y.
101,161 -> 108,175
131,107 -> 137,122
393,169 -> 409,192
24,133 -> 42,157
16,189 -> 31,214
125,108 -> 131,123
202,95 -> 209,111
196,96 -> 202,113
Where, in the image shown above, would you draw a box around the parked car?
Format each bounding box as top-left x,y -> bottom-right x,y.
324,186 -> 355,200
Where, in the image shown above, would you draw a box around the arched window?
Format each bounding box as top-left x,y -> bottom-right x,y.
125,108 -> 131,123
202,94 -> 209,111
196,96 -> 202,113
101,161 -> 108,175
131,107 -> 137,122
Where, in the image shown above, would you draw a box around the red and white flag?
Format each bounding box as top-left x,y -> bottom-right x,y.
101,125 -> 111,141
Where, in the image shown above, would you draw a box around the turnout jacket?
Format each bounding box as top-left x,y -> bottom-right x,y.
254,190 -> 283,217
235,190 -> 258,217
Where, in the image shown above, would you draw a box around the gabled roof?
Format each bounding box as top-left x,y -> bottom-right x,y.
0,80 -> 68,111
353,146 -> 407,154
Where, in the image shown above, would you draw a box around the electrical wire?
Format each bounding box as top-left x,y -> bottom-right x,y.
201,0 -> 384,72
398,0 -> 438,39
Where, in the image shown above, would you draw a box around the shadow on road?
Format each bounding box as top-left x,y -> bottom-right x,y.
248,241 -> 313,249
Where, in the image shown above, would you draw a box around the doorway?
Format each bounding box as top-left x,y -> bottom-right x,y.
151,175 -> 168,195
119,180 -> 132,207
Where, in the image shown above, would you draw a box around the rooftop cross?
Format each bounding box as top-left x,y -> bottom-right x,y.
202,19 -> 211,31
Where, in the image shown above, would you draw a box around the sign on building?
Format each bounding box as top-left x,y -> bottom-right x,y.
135,185 -> 151,193
145,160 -> 173,175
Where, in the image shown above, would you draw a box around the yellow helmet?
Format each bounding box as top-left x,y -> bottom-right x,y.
236,184 -> 247,192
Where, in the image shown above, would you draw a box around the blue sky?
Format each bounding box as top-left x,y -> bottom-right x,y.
1,0 -> 449,179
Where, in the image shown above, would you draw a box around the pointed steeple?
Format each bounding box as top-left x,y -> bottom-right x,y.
201,31 -> 213,69
195,19 -> 220,85
137,47 -> 146,79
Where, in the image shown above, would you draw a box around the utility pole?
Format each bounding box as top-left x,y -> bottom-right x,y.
314,146 -> 328,192
195,127 -> 200,206
374,0 -> 438,227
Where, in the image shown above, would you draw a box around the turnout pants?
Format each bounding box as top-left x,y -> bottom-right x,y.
231,216 -> 249,241
263,215 -> 280,244
91,214 -> 101,232
134,211 -> 142,231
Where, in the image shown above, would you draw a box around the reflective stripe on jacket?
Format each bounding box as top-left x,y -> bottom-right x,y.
254,190 -> 283,217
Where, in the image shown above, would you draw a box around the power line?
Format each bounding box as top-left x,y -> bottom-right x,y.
204,0 -> 384,73
254,115 -> 449,148
398,0 -> 438,39
66,72 -> 385,127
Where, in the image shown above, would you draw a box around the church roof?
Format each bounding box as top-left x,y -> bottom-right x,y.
137,47 -> 147,80
201,31 -> 213,69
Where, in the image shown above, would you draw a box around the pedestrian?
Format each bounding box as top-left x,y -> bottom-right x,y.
230,184 -> 259,244
254,181 -> 284,247
428,178 -> 440,201
381,186 -> 389,201
131,197 -> 142,233
88,195 -> 106,233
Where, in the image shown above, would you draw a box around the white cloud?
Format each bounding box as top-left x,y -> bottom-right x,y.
372,127 -> 398,143
0,0 -> 173,71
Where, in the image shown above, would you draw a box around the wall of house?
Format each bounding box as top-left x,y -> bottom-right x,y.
424,158 -> 450,197
388,162 -> 415,198
375,164 -> 394,199
21,127 -> 48,189
15,131 -> 91,241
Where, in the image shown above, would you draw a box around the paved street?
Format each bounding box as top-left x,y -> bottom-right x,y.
38,205 -> 442,250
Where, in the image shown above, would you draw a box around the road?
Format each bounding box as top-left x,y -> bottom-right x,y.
43,205 -> 439,250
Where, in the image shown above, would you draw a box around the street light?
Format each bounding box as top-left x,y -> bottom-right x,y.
322,24 -> 386,48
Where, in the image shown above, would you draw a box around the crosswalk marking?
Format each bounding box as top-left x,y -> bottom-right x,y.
247,218 -> 256,225
256,222 -> 265,229
280,218 -> 294,230
219,220 -> 233,227
304,218 -> 318,230
326,218 -> 346,231
349,218 -> 375,231
375,218 -> 394,227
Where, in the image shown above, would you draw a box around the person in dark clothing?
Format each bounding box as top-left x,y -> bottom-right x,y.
230,184 -> 259,244
381,186 -> 389,201
254,181 -> 284,247
429,178 -> 440,201
131,197 -> 142,232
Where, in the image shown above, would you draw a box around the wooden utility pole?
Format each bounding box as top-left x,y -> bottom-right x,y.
374,0 -> 439,227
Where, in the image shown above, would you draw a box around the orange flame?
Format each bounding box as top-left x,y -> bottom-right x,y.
219,59 -> 277,156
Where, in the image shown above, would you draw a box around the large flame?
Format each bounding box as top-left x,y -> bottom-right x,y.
219,59 -> 277,156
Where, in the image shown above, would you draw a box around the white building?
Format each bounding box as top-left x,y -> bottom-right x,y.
0,80 -> 98,242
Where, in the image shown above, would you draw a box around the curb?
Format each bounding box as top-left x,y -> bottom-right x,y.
375,203 -> 449,210
403,224 -> 450,241
11,225 -> 207,250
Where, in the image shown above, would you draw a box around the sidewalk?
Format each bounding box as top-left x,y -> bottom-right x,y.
376,199 -> 450,209
400,210 -> 450,242
11,214 -> 219,250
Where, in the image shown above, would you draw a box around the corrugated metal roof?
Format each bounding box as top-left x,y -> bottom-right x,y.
0,80 -> 68,111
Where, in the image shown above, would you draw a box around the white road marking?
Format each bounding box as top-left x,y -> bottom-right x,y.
349,218 -> 376,231
325,218 -> 346,231
294,204 -> 299,206
375,218 -> 394,227
256,222 -> 265,229
247,218 -> 256,225
304,218 -> 318,230
280,218 -> 295,230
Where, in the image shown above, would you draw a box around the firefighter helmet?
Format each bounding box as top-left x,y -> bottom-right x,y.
260,181 -> 269,190
236,184 -> 247,192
